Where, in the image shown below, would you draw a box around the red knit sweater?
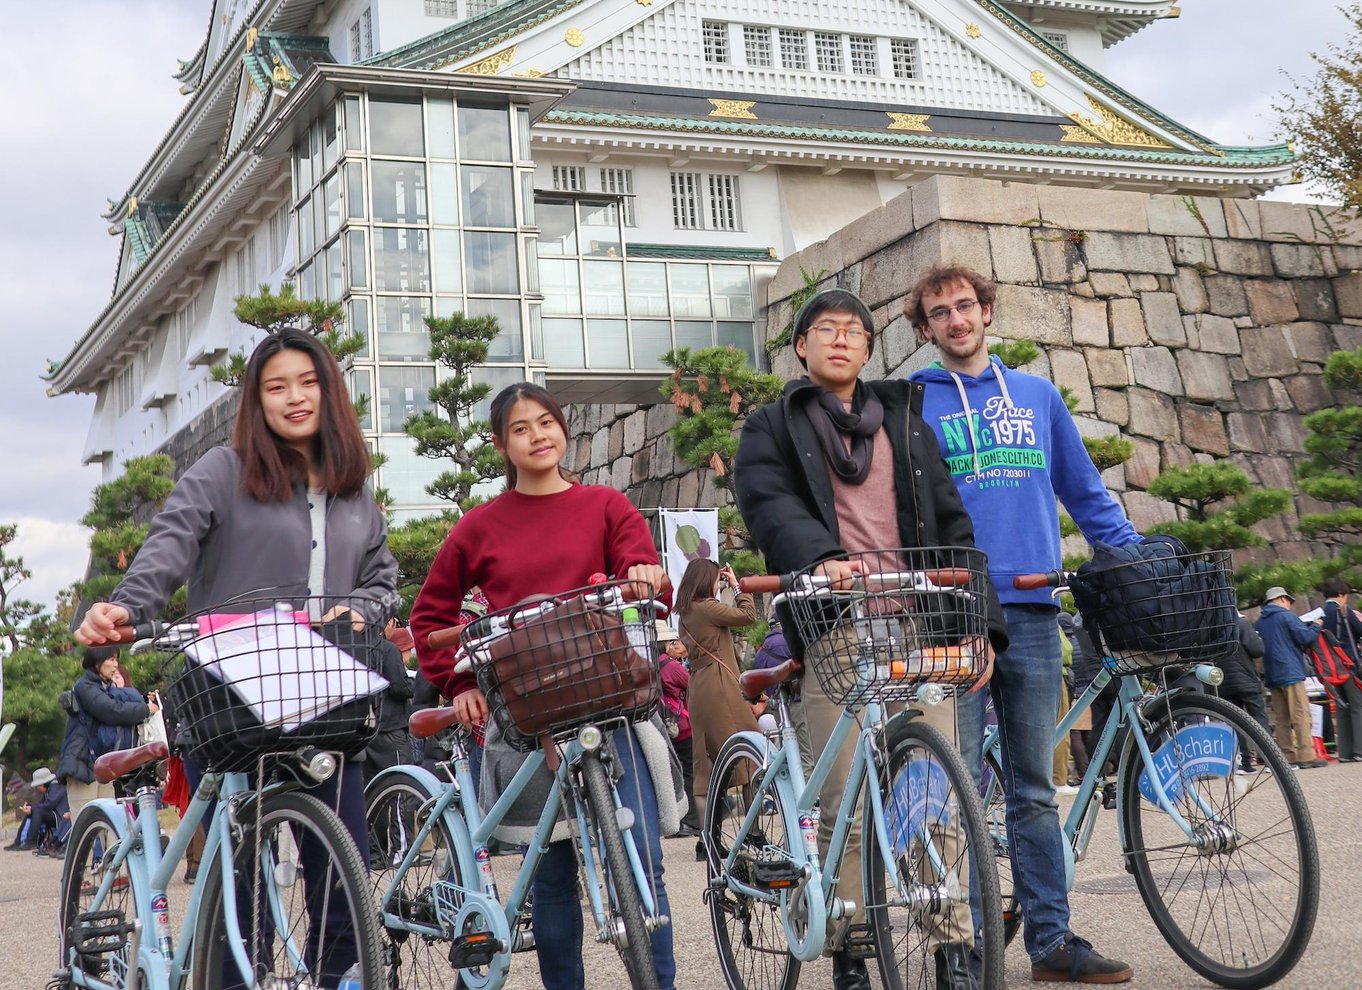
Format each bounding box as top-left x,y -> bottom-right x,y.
411,484 -> 661,700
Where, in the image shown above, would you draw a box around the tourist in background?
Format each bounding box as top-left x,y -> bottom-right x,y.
1217,613 -> 1270,773
656,622 -> 700,837
1319,577 -> 1362,762
1255,587 -> 1326,769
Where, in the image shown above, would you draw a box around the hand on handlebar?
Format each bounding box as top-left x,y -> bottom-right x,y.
449,687 -> 490,728
625,563 -> 667,602
76,602 -> 131,645
321,604 -> 367,632
813,558 -> 862,591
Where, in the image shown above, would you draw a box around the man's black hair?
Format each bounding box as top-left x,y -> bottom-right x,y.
791,288 -> 876,367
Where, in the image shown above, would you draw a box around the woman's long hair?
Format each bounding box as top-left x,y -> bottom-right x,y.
234,329 -> 370,502
488,382 -> 573,489
674,557 -> 720,617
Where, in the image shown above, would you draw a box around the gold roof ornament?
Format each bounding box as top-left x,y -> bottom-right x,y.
966,23 -> 982,39
272,55 -> 292,87
126,197 -> 139,217
565,27 -> 585,47
1062,96 -> 1170,148
461,45 -> 518,75
246,26 -> 258,49
886,112 -> 932,132
708,98 -> 757,120
1031,70 -> 1047,87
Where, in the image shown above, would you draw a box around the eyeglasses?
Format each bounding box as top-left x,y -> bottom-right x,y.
808,325 -> 870,345
925,299 -> 980,326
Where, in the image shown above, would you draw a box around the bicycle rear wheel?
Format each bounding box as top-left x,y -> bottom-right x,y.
1119,692 -> 1318,989
864,718 -> 1004,990
192,789 -> 385,989
580,750 -> 660,990
366,770 -> 470,989
704,735 -> 801,990
980,751 -> 1022,947
58,804 -> 141,987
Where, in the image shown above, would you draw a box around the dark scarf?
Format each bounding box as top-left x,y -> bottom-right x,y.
800,380 -> 884,484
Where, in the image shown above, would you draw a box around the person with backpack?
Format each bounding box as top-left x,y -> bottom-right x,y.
1254,587 -> 1326,769
1319,577 -> 1362,762
656,622 -> 700,839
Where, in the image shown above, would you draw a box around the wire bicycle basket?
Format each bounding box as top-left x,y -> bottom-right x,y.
778,547 -> 992,707
462,580 -> 663,752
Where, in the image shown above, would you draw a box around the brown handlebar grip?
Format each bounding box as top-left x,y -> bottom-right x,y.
738,575 -> 784,594
109,625 -> 140,644
427,625 -> 465,651
622,576 -> 672,602
1013,572 -> 1061,591
923,568 -> 972,588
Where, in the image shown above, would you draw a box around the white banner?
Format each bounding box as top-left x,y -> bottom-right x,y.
660,508 -> 720,616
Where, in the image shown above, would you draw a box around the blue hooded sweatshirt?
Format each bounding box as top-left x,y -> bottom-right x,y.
910,356 -> 1139,605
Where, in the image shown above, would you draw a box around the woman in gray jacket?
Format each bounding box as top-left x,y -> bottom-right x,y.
76,328 -> 399,985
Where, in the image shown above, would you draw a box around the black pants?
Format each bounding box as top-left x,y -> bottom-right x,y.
672,736 -> 699,830
1220,685 -> 1272,765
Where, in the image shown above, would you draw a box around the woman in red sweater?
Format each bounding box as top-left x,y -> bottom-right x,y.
410,382 -> 677,990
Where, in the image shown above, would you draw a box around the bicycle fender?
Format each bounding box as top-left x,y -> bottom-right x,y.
365,761 -> 449,798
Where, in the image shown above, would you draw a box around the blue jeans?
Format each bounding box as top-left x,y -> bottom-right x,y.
957,605 -> 1071,961
532,727 -> 675,990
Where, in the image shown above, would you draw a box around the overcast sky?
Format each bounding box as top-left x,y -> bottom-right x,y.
0,0 -> 1352,612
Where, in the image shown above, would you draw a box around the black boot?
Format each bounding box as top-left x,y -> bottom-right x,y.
934,943 -> 979,990
831,950 -> 872,990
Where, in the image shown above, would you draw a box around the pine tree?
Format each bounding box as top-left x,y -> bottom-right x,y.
1294,345 -> 1362,587
77,455 -> 177,606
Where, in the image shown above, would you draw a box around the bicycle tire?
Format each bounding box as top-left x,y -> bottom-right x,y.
191,789 -> 385,989
58,804 -> 141,987
865,718 -> 1005,990
580,750 -> 661,990
366,770 -> 473,990
980,750 -> 1022,947
1119,691 -> 1318,989
704,735 -> 801,990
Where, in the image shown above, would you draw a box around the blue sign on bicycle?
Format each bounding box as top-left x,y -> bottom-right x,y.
888,757 -> 951,855
1138,722 -> 1236,805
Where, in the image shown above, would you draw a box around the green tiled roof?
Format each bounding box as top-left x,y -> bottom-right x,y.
124,218 -> 153,266
627,243 -> 778,261
372,0 -> 585,71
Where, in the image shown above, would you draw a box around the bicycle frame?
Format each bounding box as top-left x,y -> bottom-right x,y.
371,726 -> 663,990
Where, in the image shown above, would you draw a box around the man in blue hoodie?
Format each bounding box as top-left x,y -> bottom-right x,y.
1253,587 -> 1325,769
907,263 -> 1139,984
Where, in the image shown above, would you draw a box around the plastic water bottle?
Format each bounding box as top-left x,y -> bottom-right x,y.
621,605 -> 649,659
337,963 -> 363,989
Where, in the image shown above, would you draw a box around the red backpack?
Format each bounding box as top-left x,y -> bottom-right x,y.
1304,628 -> 1356,687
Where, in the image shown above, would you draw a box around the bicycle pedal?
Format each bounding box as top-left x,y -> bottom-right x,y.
447,930 -> 502,969
841,923 -> 878,960
72,910 -> 133,955
751,860 -> 803,889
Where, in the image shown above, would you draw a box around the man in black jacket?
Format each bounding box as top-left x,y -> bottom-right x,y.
735,288 -> 1008,990
1218,615 -> 1270,772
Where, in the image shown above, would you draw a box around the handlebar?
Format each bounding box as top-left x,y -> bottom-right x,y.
107,622 -> 163,646
740,567 -> 974,595
1013,571 -> 1068,591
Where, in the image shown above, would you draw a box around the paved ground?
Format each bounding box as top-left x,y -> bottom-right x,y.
3,762 -> 1357,990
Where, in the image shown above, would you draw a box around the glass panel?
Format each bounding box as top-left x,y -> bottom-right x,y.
343,96 -> 363,151
430,163 -> 459,225
463,231 -> 519,294
524,237 -> 540,294
631,320 -> 673,369
310,120 -> 323,188
461,166 -> 515,228
348,367 -> 374,431
586,319 -> 629,368
627,262 -> 670,318
345,161 -> 365,220
379,435 -> 444,503
516,106 -> 532,160
578,199 -> 622,257
297,196 -> 314,257
299,262 -> 315,300
369,98 -> 425,157
295,130 -> 312,192
324,173 -> 341,238
427,97 -> 456,158
376,297 -> 433,361
457,105 -> 512,161
711,266 -> 754,319
467,297 -> 523,361
718,322 -> 756,364
323,106 -> 340,169
433,229 -> 462,294
347,229 -> 368,289
520,173 -> 536,226
326,241 -> 343,301
372,161 -> 428,224
529,304 -> 543,362
472,366 -> 522,421
435,296 -> 466,318
313,189 -> 325,260
582,261 -> 625,315
543,317 -> 585,367
373,228 -> 431,291
675,320 -> 713,350
670,265 -> 712,318
535,199 -> 576,256
539,259 -> 579,315
349,297 -> 371,358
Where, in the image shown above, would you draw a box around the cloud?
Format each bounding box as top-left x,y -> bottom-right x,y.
5,516 -> 92,614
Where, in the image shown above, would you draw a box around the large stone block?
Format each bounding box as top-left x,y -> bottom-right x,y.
1035,237 -> 1087,284
1109,297 -> 1148,346
1239,326 -> 1300,377
1188,313 -> 1241,355
938,222 -> 994,279
878,313 -> 919,375
1070,297 -> 1109,346
1334,244 -> 1362,270
646,401 -> 677,438
1335,273 -> 1362,319
1130,346 -> 1184,395
1178,403 -> 1230,456
1173,237 -> 1215,268
1050,348 -> 1093,411
1286,321 -> 1338,364
1175,351 -> 1235,401
1285,374 -> 1333,413
1259,201 -> 1328,243
840,193 -> 914,266
989,225 -> 1039,284
1129,274 -> 1160,292
1086,348 -> 1129,387
611,455 -> 632,491
1172,267 -> 1209,313
1141,291 -> 1186,346
590,426 -> 610,467
1161,442 -> 1197,469
1222,200 -> 1262,240
1334,323 -> 1362,350
1212,240 -> 1274,276
1083,231 -> 1176,274
1244,279 -> 1300,326
1266,412 -> 1309,452
1148,194 -> 1229,237
1226,412 -> 1270,453
991,284 -> 1072,345
1088,272 -> 1134,297
912,175 -> 1041,227
858,225 -> 939,310
1123,436 -> 1163,489
1127,388 -> 1179,440
1094,387 -> 1129,426
1270,379 -> 1294,409
1123,491 -> 1180,530
608,422 -> 625,462
1271,243 -> 1338,278
1292,279 -> 1338,322
1037,185 -> 1148,233
1204,275 -> 1249,316
1233,379 -> 1274,410
623,409 -> 647,456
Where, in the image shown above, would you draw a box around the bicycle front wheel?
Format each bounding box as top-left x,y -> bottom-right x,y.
981,750 -> 1022,948
865,718 -> 1004,990
58,804 -> 141,987
192,789 -> 385,989
1119,691 -> 1318,989
580,750 -> 660,990
704,735 -> 801,990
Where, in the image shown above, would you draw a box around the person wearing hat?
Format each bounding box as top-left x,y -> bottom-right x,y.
1254,587 -> 1327,769
6,767 -> 68,853
57,644 -> 158,819
655,620 -> 700,840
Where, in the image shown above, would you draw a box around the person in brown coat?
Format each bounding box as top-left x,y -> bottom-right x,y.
676,557 -> 758,859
